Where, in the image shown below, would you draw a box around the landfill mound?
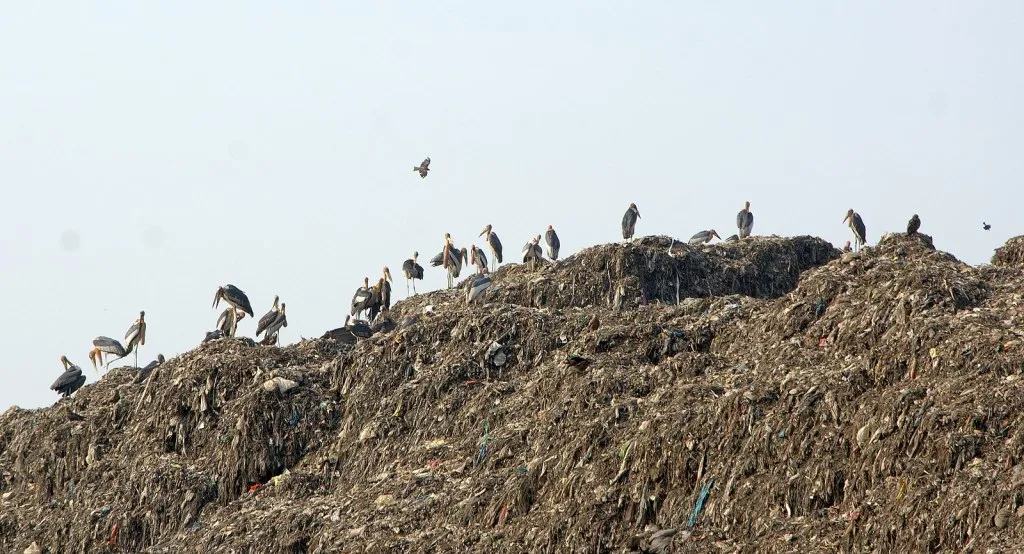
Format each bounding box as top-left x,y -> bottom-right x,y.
992,235 -> 1024,267
484,235 -> 838,310
3,234 -> 1024,553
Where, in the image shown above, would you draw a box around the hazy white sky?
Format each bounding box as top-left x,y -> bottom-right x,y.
2,2 -> 1022,409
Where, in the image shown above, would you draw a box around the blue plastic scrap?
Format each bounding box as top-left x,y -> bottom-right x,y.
687,477 -> 715,529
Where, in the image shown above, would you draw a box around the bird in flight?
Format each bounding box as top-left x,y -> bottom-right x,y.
983,221 -> 991,231
413,157 -> 430,178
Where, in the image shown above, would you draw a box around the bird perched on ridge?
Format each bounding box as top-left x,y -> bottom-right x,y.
213,285 -> 254,318
88,336 -> 127,373
413,157 -> 430,178
907,214 -> 921,236
51,356 -> 86,398
479,224 -> 503,272
344,315 -> 373,339
431,233 -> 467,289
124,311 -> 147,368
621,203 -> 641,241
470,245 -> 488,275
545,225 -> 560,261
133,354 -> 165,384
689,229 -> 721,245
402,251 -> 424,295
351,277 -> 374,320
736,201 -> 754,239
724,234 -> 739,243
466,274 -> 491,304
843,209 -> 867,252
261,303 -> 287,346
217,307 -> 245,338
254,295 -> 280,340
522,235 -> 543,268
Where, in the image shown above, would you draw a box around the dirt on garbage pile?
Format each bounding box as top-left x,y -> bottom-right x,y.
480,235 -> 839,310
0,338 -> 347,554
5,234 -> 1024,553
991,235 -> 1024,268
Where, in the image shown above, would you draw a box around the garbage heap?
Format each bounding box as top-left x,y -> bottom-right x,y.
3,233 -> 1024,553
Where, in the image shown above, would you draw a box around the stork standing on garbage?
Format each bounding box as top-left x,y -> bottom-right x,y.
843,209 -> 867,252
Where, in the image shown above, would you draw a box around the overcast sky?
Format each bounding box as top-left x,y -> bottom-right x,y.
2,2 -> 1021,410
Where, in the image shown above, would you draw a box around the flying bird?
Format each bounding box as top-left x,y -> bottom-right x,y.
413,157 -> 430,178
907,214 -> 921,236
213,285 -> 255,318
51,356 -> 86,398
124,311 -> 147,368
402,251 -> 425,295
545,225 -> 560,260
688,229 -> 721,245
983,222 -> 991,231
621,203 -> 641,241
254,295 -> 280,339
843,209 -> 867,252
88,336 -> 127,373
737,201 -> 754,239
479,224 -> 503,272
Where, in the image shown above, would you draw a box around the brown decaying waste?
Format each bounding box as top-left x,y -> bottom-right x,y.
3,233 -> 1024,552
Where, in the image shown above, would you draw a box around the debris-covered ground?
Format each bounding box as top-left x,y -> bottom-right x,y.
3,233 -> 1024,553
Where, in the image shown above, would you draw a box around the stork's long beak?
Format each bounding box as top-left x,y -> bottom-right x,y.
89,349 -> 99,371
479,227 -> 487,237
212,289 -> 222,309
636,210 -> 641,218
713,230 -> 721,239
842,214 -> 850,224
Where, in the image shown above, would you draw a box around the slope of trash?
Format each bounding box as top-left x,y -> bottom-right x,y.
3,233 -> 1024,553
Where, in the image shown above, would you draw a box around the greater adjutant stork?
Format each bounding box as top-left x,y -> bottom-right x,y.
254,295 -> 280,341
689,229 -> 721,245
843,209 -> 867,252
51,356 -> 86,398
621,203 -> 640,241
431,233 -> 467,289
402,252 -> 424,295
133,353 -> 165,384
213,285 -> 255,318
88,336 -> 127,373
260,303 -> 287,346
470,244 -> 489,275
522,235 -> 543,268
466,274 -> 491,304
351,277 -> 374,320
124,311 -> 147,368
217,307 -> 246,338
545,225 -> 560,261
479,224 -> 503,272
413,157 -> 430,178
737,201 -> 754,239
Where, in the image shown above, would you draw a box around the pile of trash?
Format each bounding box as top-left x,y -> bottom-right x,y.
3,233 -> 1024,553
992,235 -> 1024,267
